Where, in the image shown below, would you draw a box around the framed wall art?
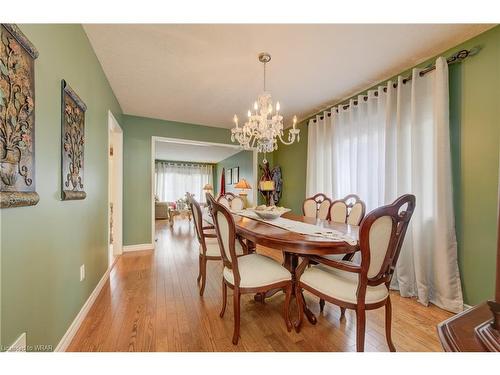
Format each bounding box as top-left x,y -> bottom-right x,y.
61,79 -> 87,200
225,168 -> 232,185
231,166 -> 239,184
0,24 -> 39,208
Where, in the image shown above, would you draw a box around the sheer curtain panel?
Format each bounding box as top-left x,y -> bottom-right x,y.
155,162 -> 213,203
306,57 -> 463,312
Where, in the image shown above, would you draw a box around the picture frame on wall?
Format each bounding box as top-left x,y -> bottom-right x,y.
0,24 -> 40,208
225,168 -> 232,185
232,167 -> 239,184
61,79 -> 87,200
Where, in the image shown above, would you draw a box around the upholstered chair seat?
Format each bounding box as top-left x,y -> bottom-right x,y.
208,194 -> 293,345
201,237 -> 244,257
188,193 -> 244,297
301,264 -> 389,304
223,253 -> 291,288
295,194 -> 416,352
318,194 -> 367,313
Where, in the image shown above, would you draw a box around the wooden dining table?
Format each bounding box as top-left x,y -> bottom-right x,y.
231,211 -> 361,324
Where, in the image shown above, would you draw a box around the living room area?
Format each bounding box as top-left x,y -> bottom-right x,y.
153,137 -> 258,231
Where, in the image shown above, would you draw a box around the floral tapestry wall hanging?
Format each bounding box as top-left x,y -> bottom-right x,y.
61,80 -> 86,200
0,24 -> 39,208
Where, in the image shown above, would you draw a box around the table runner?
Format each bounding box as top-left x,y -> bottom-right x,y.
233,210 -> 357,245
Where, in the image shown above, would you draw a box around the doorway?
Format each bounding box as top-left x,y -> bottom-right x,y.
108,111 -> 123,267
151,136 -> 258,244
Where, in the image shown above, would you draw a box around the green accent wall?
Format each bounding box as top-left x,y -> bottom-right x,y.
122,115 -> 234,246
0,24 -> 122,350
122,115 -> 273,245
273,26 -> 500,305
273,121 -> 308,214
215,150 -> 254,205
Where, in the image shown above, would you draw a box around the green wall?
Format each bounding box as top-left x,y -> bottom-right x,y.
122,115 -> 234,246
274,26 -> 500,305
122,115 -> 273,245
215,150 -> 254,205
0,24 -> 122,350
448,27 -> 500,305
273,121 -> 308,214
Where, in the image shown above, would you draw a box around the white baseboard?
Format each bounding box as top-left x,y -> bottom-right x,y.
122,243 -> 154,252
463,303 -> 473,310
7,332 -> 26,352
54,258 -> 117,352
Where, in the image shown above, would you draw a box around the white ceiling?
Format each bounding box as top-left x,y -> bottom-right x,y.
84,24 -> 493,128
155,140 -> 241,163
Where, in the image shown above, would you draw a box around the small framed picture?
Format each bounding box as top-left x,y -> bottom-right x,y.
232,167 -> 239,184
225,169 -> 232,185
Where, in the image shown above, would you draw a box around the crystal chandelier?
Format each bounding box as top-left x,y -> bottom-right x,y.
231,53 -> 300,161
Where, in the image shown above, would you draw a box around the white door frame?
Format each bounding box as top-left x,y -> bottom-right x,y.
108,111 -> 123,263
151,136 -> 258,245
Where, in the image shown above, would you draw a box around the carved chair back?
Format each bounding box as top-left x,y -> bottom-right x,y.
207,194 -> 241,285
357,194 -> 416,297
218,192 -> 244,211
187,193 -> 205,247
330,194 -> 366,225
230,196 -> 245,210
302,193 -> 331,220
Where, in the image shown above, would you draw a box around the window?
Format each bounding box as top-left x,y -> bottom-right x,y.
155,161 -> 213,203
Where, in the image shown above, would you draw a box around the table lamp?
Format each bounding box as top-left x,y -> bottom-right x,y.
202,183 -> 213,198
235,179 -> 252,208
234,179 -> 252,196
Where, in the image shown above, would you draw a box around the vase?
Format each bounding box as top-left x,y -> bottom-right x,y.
0,148 -> 19,188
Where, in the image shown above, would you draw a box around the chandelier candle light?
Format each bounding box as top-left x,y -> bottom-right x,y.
231,53 -> 300,163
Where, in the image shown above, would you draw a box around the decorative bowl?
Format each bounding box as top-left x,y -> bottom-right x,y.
251,205 -> 291,220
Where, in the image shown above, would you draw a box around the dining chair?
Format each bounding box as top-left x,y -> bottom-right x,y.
329,194 -> 366,225
295,194 -> 416,352
318,194 -> 367,312
302,193 -> 331,220
188,194 -> 245,296
207,194 -> 293,345
218,192 -> 244,211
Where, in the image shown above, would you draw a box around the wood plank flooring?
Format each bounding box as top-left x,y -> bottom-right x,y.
68,218 -> 453,352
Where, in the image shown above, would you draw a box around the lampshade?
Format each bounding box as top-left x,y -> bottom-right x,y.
259,180 -> 275,191
234,179 -> 252,190
202,184 -> 213,191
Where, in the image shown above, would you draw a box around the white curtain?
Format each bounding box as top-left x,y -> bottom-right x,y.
306,57 -> 463,312
155,162 -> 213,203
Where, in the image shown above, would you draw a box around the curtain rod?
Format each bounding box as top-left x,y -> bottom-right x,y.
310,47 -> 480,123
155,159 -> 215,166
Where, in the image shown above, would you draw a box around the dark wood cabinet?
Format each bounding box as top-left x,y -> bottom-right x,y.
437,172 -> 500,352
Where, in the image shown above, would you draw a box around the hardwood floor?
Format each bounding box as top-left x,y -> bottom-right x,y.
68,218 -> 453,352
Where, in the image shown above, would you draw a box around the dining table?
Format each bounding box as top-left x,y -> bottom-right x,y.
205,209 -> 360,325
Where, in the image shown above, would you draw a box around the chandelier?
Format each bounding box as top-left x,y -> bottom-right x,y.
231,52 -> 300,161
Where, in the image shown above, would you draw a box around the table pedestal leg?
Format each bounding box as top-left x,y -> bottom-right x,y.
286,253 -> 317,325
252,250 -> 317,325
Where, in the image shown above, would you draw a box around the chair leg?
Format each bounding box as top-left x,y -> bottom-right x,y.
283,284 -> 293,332
232,289 -> 241,345
199,257 -> 207,296
385,297 -> 396,352
340,307 -> 346,320
219,279 -> 228,318
355,307 -> 366,352
197,255 -> 202,284
294,284 -> 304,333
319,298 -> 325,313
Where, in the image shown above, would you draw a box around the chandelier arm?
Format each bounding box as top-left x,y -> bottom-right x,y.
277,131 -> 297,145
